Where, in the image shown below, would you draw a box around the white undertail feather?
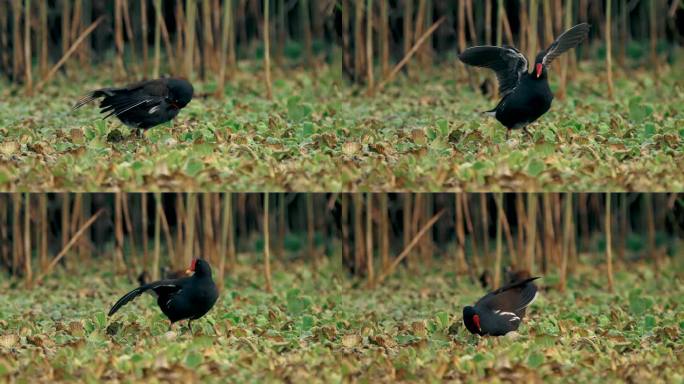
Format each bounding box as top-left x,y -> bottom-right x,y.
114,100 -> 150,117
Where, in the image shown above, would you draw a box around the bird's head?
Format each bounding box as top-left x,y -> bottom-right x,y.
463,306 -> 483,335
533,53 -> 547,79
187,258 -> 212,277
167,78 -> 194,109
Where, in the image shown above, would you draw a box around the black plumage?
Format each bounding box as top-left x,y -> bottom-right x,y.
73,77 -> 193,130
109,258 -> 218,332
463,276 -> 540,336
459,23 -> 590,136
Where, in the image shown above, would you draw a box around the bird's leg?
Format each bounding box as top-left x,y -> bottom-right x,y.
505,129 -> 511,141
188,320 -> 193,335
168,321 -> 174,332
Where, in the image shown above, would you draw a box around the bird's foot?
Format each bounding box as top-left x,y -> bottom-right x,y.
187,320 -> 194,335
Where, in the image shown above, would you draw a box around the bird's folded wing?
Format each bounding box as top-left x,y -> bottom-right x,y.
541,23 -> 591,66
459,46 -> 528,97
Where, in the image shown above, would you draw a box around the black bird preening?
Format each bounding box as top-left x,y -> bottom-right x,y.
459,24 -> 590,137
463,276 -> 540,336
109,258 -> 218,333
73,77 -> 193,131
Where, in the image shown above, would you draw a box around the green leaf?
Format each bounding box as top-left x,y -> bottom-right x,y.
300,315 -> 314,331
644,315 -> 656,330
527,159 -> 545,177
184,159 -> 204,177
95,311 -> 106,329
435,311 -> 449,329
527,352 -> 544,368
184,352 -> 202,368
436,119 -> 449,136
629,290 -> 654,315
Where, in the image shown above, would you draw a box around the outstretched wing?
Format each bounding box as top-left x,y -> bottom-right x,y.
540,23 -> 590,66
108,280 -> 182,316
476,276 -> 540,314
459,46 -> 528,97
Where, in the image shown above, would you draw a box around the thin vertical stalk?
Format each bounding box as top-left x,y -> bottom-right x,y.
114,193 -> 125,271
39,0 -> 48,77
220,193 -> 233,285
264,0 -> 272,99
366,0 -> 374,92
203,194 -> 215,265
649,0 -> 657,79
542,194 -> 555,274
341,194 -> 351,273
24,0 -> 32,93
606,0 -> 614,99
114,0 -> 125,76
217,0 -> 234,97
184,0 -> 197,79
61,193 -> 70,249
23,193 -> 32,283
39,194 -> 48,272
277,194 -> 285,260
152,0 -> 162,78
403,194 -> 412,270
153,193 -> 161,281
121,194 -> 138,270
379,193 -> 389,271
202,0 -> 215,76
379,0 -> 389,78
644,195 -> 658,270
559,0 -> 572,99
61,0 -> 70,67
403,0 -> 413,76
354,0 -> 365,82
462,195 -> 479,275
353,193 -> 365,276
141,194 -> 149,270
141,0 -> 149,75
306,194 -> 316,267
525,194 -> 538,272
605,194 -> 614,292
263,193 -> 272,292
365,193 -> 374,287
485,0 -> 492,45
185,193 -> 197,265
12,193 -> 22,277
301,0 -> 313,67
494,193 -> 503,288
560,194 -> 572,292
455,194 -> 467,274
480,194 -> 489,268
528,0 -> 538,64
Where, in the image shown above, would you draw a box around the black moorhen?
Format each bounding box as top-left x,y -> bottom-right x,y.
109,258 -> 218,333
73,77 -> 193,131
459,23 -> 590,137
463,276 -> 540,336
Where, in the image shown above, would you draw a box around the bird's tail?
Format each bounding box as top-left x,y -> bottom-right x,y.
108,286 -> 147,316
482,108 -> 496,117
72,88 -> 116,110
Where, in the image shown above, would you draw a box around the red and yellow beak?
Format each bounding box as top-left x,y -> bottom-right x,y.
535,63 -> 543,78
473,314 -> 481,331
186,258 -> 197,274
